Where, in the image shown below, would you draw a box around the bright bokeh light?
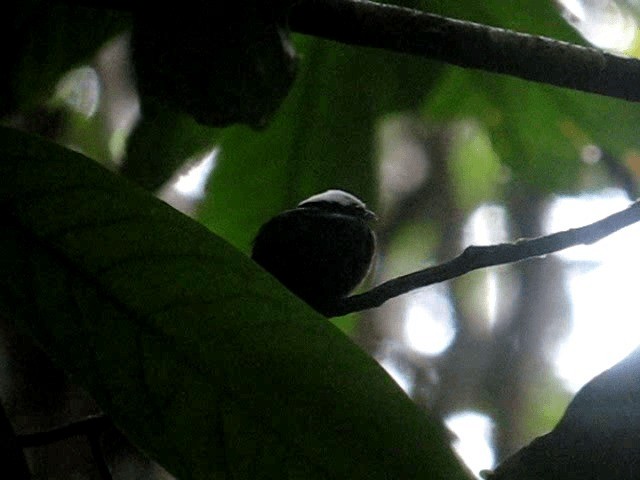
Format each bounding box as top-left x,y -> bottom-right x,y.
545,189 -> 640,263
464,204 -> 509,247
173,149 -> 218,199
557,0 -> 637,51
404,286 -> 456,355
402,204 -> 512,357
54,66 -> 101,117
545,189 -> 640,391
581,144 -> 603,165
463,204 -> 511,328
445,411 -> 495,478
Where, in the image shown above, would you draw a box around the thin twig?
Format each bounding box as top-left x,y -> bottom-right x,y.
328,200 -> 640,316
289,0 -> 640,103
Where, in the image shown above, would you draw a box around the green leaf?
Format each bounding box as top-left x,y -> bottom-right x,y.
0,127 -> 469,480
448,122 -> 504,211
201,34 -> 440,251
423,0 -> 580,39
425,70 -> 582,189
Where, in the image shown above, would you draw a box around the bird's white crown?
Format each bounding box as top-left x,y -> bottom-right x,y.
298,189 -> 367,209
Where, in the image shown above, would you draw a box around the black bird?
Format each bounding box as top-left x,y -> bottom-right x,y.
252,189 -> 376,314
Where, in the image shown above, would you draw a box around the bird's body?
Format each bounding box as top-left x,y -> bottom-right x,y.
251,190 -> 376,313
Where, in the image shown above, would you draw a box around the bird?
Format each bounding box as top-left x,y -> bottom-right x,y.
251,189 -> 376,315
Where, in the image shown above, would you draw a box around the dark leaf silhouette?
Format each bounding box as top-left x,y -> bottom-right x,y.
488,346 -> 640,480
0,127 -> 469,480
132,1 -> 297,127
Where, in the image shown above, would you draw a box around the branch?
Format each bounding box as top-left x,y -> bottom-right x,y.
328,200 -> 640,317
289,0 -> 640,103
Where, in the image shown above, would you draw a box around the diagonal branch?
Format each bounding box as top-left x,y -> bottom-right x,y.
328,200 -> 640,317
289,0 -> 640,103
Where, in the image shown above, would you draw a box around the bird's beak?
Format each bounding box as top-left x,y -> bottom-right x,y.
364,209 -> 378,222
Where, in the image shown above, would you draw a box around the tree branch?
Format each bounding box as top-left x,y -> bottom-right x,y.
289,0 -> 640,103
328,200 -> 640,317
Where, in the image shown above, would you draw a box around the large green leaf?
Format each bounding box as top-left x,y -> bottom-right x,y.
0,127 -> 469,480
201,34 -> 440,251
422,0 -> 640,190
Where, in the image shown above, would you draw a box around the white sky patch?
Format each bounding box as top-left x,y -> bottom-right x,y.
404,287 -> 456,356
557,0 -> 637,51
445,411 -> 495,478
463,204 -> 509,247
545,189 -> 640,391
544,188 -> 640,263
555,263 -> 640,390
173,148 -> 218,199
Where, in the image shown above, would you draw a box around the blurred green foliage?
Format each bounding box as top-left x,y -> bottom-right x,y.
3,0 -> 640,478
7,0 -> 640,229
202,33 -> 440,250
201,0 -> 640,250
